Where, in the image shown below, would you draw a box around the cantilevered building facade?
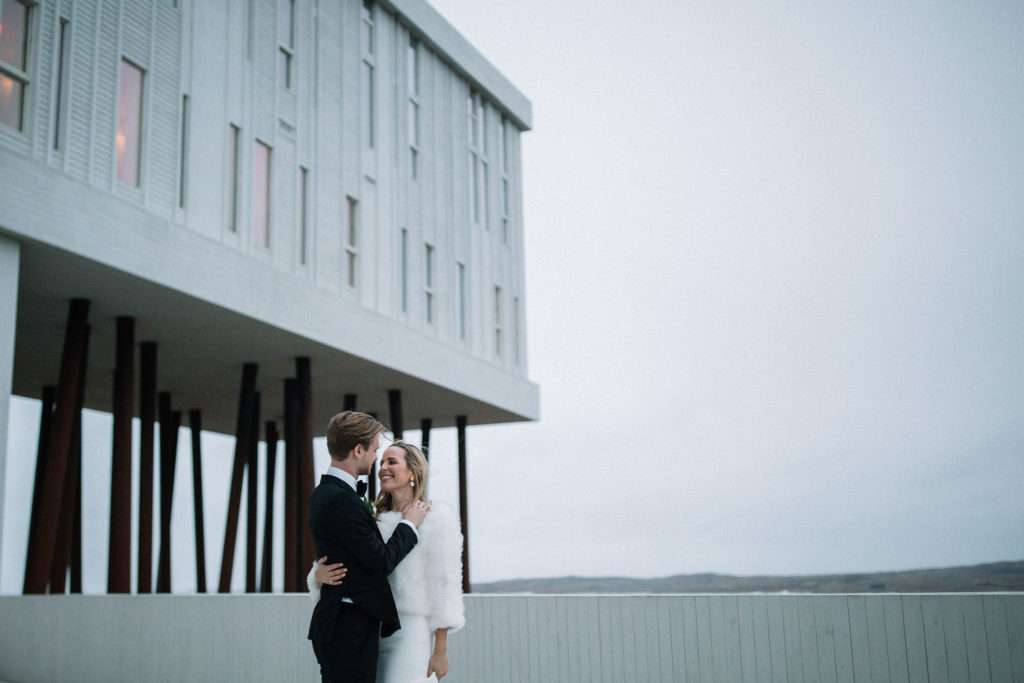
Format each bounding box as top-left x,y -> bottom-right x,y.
0,0 -> 536,595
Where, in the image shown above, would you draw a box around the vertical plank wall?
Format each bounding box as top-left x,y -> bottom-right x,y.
447,594 -> 1024,683
0,593 -> 1020,681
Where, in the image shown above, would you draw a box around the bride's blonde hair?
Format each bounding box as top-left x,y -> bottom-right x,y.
373,440 -> 429,516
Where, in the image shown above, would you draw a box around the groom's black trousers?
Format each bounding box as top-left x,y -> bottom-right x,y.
311,602 -> 380,683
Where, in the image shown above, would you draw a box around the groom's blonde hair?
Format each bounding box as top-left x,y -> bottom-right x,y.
326,411 -> 386,461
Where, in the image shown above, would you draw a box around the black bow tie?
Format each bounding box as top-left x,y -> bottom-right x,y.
355,480 -> 368,497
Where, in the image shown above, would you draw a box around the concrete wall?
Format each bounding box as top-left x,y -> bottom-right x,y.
1,593 -> 1021,682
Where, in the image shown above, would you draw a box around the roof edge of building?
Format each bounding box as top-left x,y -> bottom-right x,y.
385,0 -> 533,130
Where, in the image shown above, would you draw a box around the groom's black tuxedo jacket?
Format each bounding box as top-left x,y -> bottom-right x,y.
307,474 -> 418,642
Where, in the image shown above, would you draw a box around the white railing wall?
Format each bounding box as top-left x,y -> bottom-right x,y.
0,594 -> 1021,682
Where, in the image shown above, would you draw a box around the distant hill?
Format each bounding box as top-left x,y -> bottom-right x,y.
473,560 -> 1024,594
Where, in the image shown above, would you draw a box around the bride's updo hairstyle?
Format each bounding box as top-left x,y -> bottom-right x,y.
374,440 -> 430,516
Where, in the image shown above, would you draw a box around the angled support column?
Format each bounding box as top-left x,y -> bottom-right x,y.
137,342 -> 157,593
219,363 -> 257,592
156,393 -> 180,593
108,316 -> 134,593
23,386 -> 55,594
283,378 -> 299,591
456,416 -> 470,594
295,358 -> 315,576
261,421 -> 278,593
24,298 -> 89,595
246,392 -> 260,593
50,326 -> 89,593
189,410 -> 207,593
420,418 -> 432,461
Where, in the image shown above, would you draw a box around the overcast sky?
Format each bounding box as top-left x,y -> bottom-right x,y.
3,0 -> 1023,593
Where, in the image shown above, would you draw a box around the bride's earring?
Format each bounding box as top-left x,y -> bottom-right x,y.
410,478 -> 416,488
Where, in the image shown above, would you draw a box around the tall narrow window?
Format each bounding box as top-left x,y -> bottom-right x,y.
361,0 -> 374,54
0,0 -> 30,131
346,197 -> 358,288
117,60 -> 145,186
457,262 -> 466,340
481,161 -> 489,229
407,36 -> 419,179
408,101 -> 419,179
299,167 -> 308,265
53,17 -> 71,149
252,140 -> 271,247
500,117 -> 510,244
497,117 -> 506,172
467,92 -> 479,223
479,100 -> 489,229
227,124 -> 240,231
406,37 -> 419,95
178,95 -> 189,207
278,0 -> 295,88
494,286 -> 502,357
424,244 -> 435,324
361,1 -> 375,148
513,296 -> 520,365
400,228 -> 408,312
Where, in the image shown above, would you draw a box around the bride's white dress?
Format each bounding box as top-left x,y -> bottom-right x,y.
309,501 -> 465,683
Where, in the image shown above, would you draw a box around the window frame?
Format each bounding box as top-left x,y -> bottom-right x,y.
346,196 -> 359,289
116,57 -> 146,187
278,0 -> 296,89
0,0 -> 31,133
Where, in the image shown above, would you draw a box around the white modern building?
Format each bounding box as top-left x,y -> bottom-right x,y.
0,0 -> 537,595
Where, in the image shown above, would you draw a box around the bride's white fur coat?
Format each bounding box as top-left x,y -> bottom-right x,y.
308,501 -> 465,634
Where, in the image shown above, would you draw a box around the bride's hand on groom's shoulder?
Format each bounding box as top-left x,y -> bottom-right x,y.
401,500 -> 432,527
314,556 -> 346,586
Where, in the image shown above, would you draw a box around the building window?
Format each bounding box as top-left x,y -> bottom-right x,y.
346,197 -> 358,288
361,0 -> 374,55
480,161 -> 489,229
424,243 -> 435,324
408,100 -> 418,179
407,36 -> 419,179
252,139 -> 271,247
117,59 -> 145,186
299,166 -> 308,265
457,262 -> 466,340
227,124 -> 240,231
178,95 -> 189,207
400,228 -> 408,312
278,0 -> 295,88
513,296 -> 520,365
500,118 -> 510,244
497,116 -> 506,171
406,37 -> 418,95
494,285 -> 502,357
53,17 -> 70,149
0,0 -> 29,131
467,92 -> 478,223
361,1 -> 375,148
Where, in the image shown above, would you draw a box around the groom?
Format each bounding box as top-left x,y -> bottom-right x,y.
308,410 -> 429,682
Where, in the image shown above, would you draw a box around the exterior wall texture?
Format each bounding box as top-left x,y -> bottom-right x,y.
1,593 -> 1021,682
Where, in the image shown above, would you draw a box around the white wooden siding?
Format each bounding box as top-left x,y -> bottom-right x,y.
0,594 -> 1021,682
449,594 -> 1024,683
2,0 -> 529,378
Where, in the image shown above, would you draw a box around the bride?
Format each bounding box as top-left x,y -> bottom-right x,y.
309,441 -> 465,682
